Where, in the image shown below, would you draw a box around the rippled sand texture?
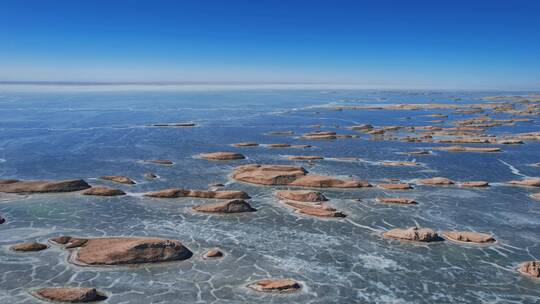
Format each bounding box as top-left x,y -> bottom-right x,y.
1,87 -> 540,303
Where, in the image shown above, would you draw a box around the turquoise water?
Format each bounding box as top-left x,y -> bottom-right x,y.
0,85 -> 539,303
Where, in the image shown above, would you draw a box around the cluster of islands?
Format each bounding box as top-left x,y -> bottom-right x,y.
0,93 -> 539,302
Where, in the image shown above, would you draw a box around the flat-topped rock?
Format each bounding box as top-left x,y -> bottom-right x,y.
417,177 -> 455,185
442,231 -> 496,244
83,187 -> 126,196
145,159 -> 173,165
233,142 -> 259,147
33,287 -> 107,303
381,161 -> 420,167
199,152 -> 245,160
300,131 -> 337,140
232,165 -> 370,188
532,193 -> 540,200
383,227 -> 441,242
350,124 -> 373,131
377,183 -> 412,190
437,146 -> 501,153
248,279 -> 302,293
290,144 -> 312,149
192,199 -> 256,213
267,143 -> 291,148
50,236 -> 192,266
518,261 -> 540,278
508,178 -> 540,187
459,181 -> 489,188
287,156 -> 324,160
150,122 -> 195,127
99,176 -> 135,185
276,190 -> 328,202
377,197 -> 417,205
203,249 -> 223,259
0,179 -> 90,193
284,201 -> 345,218
145,188 -> 250,199
10,242 -> 48,252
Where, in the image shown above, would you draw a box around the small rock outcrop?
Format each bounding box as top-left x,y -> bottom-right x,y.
233,142 -> 259,147
417,177 -> 455,185
518,261 -> 540,278
532,193 -> 540,200
0,179 -> 90,193
458,181 -> 489,188
199,152 -> 245,160
442,231 -> 495,244
99,176 -> 135,185
376,198 -> 417,205
508,178 -> 540,187
192,199 -> 256,213
10,242 -> 48,252
267,143 -> 291,148
283,201 -> 346,218
383,227 -> 441,242
82,187 -> 126,196
381,161 -> 420,167
377,183 -> 413,190
203,249 -> 224,259
232,165 -> 370,188
144,160 -> 173,165
145,189 -> 250,199
276,190 -> 328,202
247,279 -> 302,293
50,236 -> 192,266
33,287 -> 107,303
144,172 -> 158,179
437,146 -> 501,153
287,156 -> 324,161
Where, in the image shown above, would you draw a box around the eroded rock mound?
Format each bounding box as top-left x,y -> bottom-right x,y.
203,249 -> 223,259
33,287 -> 107,303
377,183 -> 412,190
199,152 -> 245,160
518,261 -> 540,278
383,227 -> 440,242
0,179 -> 90,193
192,199 -> 256,213
50,236 -> 192,266
145,188 -> 250,199
82,187 -> 126,196
417,177 -> 455,185
231,165 -> 370,188
377,197 -> 417,205
99,176 -> 135,185
248,279 -> 302,293
442,231 -> 495,244
459,181 -> 489,188
508,178 -> 540,187
10,242 -> 47,252
276,190 -> 328,202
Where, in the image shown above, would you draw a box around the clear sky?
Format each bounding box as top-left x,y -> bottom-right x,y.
1,0 -> 539,89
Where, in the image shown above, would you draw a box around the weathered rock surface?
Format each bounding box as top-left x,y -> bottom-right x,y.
287,156 -> 324,160
383,227 -> 441,242
203,249 -> 223,259
199,152 -> 245,160
518,261 -> 540,278
377,197 -> 417,205
248,279 -> 302,293
233,142 -> 259,147
437,146 -> 501,153
33,287 -> 107,303
459,181 -> 489,188
377,183 -> 413,190
508,178 -> 540,187
10,242 -> 48,252
232,165 -> 370,188
417,177 -> 455,185
82,187 -> 126,196
50,236 -> 192,266
192,199 -> 256,213
442,231 -> 495,244
99,176 -> 135,185
145,160 -> 173,165
0,179 -> 90,193
145,188 -> 250,199
284,201 -> 346,218
276,190 -> 328,202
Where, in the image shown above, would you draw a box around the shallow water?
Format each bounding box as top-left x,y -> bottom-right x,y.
0,86 -> 539,303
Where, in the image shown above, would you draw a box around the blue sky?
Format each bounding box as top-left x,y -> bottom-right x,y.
1,0 -> 539,89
